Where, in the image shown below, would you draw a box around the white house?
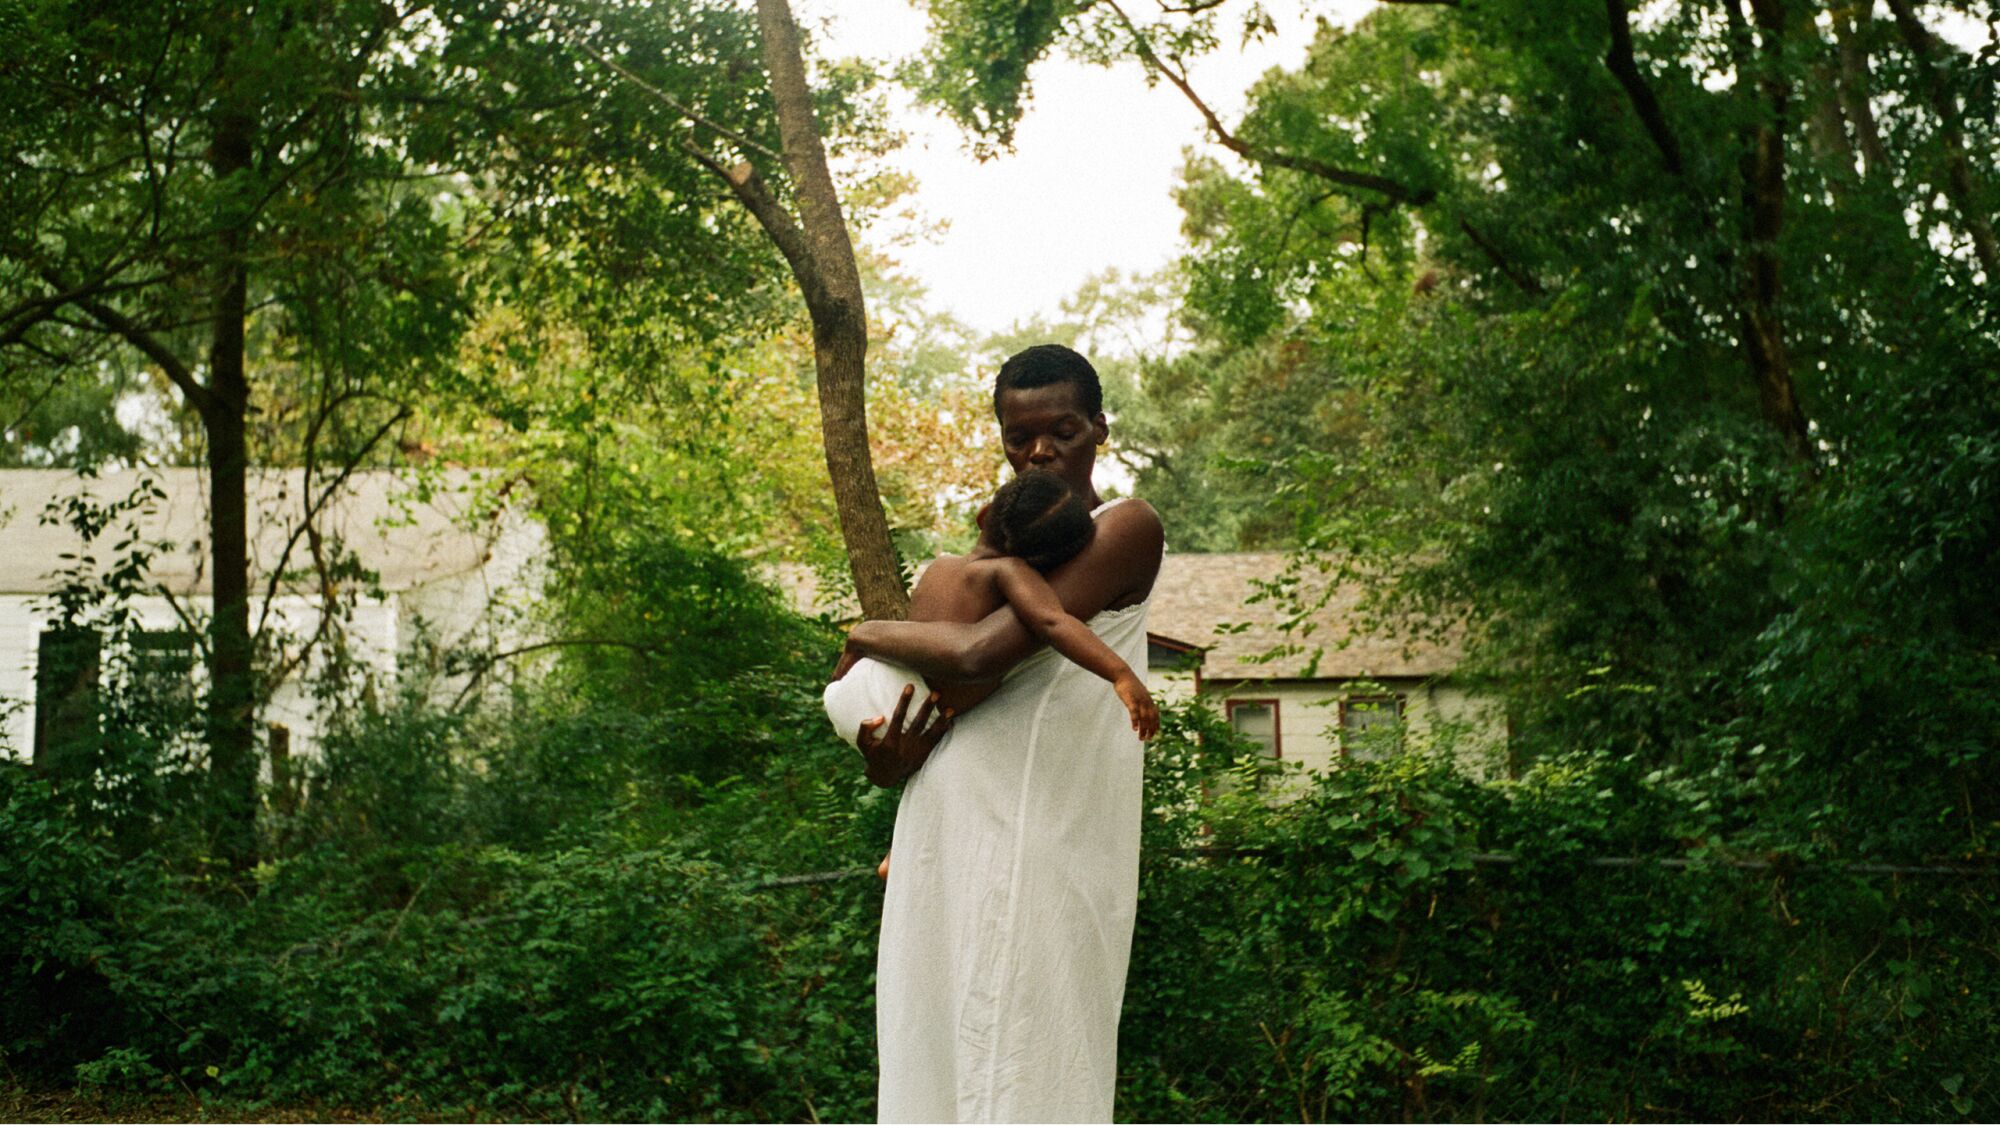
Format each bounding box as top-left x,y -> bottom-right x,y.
1142,553 -> 1506,777
0,467 -> 543,763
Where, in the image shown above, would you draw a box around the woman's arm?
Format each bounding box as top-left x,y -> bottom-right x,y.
844,500 -> 1164,683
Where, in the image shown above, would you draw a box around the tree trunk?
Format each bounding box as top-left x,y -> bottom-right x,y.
1739,0 -> 1813,463
206,98 -> 259,867
751,0 -> 909,621
1831,4 -> 1891,177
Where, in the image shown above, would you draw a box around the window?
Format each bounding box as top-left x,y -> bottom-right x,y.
1226,698 -> 1281,758
128,629 -> 199,732
1146,637 -> 1201,674
130,628 -> 196,698
35,627 -> 100,774
1339,695 -> 1404,761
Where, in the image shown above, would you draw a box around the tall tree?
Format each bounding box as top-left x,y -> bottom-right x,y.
0,0 -> 477,862
519,0 -> 911,619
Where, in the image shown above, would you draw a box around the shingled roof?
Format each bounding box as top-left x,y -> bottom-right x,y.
0,468 -> 511,596
1146,553 -> 1463,679
769,551 -> 1465,680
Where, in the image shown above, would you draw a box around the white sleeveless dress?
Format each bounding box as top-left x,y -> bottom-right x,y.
861,500 -> 1152,1123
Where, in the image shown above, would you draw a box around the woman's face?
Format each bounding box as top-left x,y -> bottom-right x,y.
996,382 -> 1108,498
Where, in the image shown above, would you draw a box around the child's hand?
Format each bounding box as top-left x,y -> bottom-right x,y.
1115,674 -> 1159,740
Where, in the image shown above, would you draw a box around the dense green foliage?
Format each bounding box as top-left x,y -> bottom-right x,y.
7,678 -> 1996,1120
5,0 -> 1999,1119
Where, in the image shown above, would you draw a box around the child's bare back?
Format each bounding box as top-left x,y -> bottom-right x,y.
906,554 -> 1017,625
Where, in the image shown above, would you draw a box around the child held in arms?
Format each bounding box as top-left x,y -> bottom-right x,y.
824,467 -> 1159,755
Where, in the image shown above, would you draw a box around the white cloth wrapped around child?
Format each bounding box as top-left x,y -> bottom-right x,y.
823,657 -> 929,748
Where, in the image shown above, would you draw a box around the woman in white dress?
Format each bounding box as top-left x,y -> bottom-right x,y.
834,345 -> 1165,1123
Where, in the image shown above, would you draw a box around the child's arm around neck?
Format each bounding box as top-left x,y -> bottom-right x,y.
983,557 -> 1158,738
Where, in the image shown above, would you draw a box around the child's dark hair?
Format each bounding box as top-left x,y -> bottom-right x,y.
986,470 -> 1094,572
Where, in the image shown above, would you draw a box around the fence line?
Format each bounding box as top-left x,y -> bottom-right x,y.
745,847 -> 1995,892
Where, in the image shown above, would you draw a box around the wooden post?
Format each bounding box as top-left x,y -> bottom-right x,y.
267,722 -> 298,817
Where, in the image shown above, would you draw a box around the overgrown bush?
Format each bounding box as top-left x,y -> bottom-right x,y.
1118,747 -> 2000,1122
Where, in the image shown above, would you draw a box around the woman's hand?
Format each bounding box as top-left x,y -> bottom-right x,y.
857,683 -> 954,788
830,641 -> 862,683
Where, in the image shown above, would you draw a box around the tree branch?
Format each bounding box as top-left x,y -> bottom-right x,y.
1831,4 -> 1891,176
1883,0 -> 1999,277
1738,0 -> 1812,462
752,0 -> 908,621
1104,0 -> 1557,297
1458,218 -> 1545,295
253,396 -> 411,663
1102,0 -> 1436,205
559,25 -> 784,164
1603,0 -> 1685,175
450,636 -> 671,710
70,292 -> 213,416
0,266 -> 169,347
680,140 -> 824,309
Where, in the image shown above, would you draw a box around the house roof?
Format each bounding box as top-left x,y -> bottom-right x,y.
769,551 -> 1465,680
0,467 -> 514,596
1145,552 -> 1463,679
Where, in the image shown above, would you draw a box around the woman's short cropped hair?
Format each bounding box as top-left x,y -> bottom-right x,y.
993,343 -> 1103,419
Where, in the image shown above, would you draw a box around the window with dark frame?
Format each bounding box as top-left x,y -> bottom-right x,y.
34,627 -> 101,776
1226,698 -> 1281,758
1339,694 -> 1404,761
129,628 -> 199,729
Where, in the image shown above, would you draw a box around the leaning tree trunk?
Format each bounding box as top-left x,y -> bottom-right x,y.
750,0 -> 909,621
206,96 -> 259,868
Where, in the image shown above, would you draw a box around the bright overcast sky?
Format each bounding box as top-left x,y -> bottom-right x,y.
812,0 -> 1377,339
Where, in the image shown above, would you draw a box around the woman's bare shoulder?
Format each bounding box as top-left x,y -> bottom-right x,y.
1088,499 -> 1164,607
1096,497 -> 1163,533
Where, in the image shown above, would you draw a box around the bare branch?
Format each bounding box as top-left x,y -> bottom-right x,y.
1102,0 -> 1436,206
558,26 -> 783,164
1603,0 -> 1685,175
70,292 -> 212,416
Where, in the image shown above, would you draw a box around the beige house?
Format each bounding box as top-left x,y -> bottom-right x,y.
1142,553 -> 1505,778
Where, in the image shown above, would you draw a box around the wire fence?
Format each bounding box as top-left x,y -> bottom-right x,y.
746,847 -> 1996,892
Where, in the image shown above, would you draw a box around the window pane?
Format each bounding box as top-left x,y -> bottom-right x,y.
1342,697 -> 1402,761
35,628 -> 101,775
1229,701 -> 1278,757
